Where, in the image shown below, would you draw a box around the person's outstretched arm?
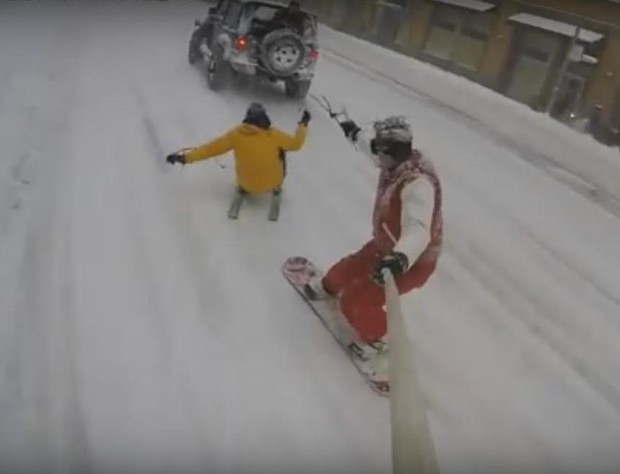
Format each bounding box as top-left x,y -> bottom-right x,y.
273,110 -> 311,151
183,129 -> 235,163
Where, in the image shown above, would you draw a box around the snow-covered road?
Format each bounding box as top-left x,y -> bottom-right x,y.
1,2 -> 619,473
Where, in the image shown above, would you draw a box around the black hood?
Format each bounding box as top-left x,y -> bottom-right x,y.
243,103 -> 271,129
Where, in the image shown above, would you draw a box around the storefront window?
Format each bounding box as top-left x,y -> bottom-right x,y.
423,5 -> 491,70
423,5 -> 460,60
454,12 -> 492,69
506,55 -> 550,105
370,0 -> 412,47
505,29 -> 562,106
612,88 -> 620,127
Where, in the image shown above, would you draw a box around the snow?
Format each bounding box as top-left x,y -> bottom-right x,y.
1,1 -> 619,473
318,24 -> 620,207
433,0 -> 496,13
508,13 -> 604,43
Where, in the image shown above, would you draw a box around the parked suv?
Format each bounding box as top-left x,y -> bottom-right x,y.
188,0 -> 319,99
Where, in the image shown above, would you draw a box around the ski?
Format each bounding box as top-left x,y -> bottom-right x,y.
228,189 -> 281,221
282,256 -> 389,395
227,189 -> 245,219
268,191 -> 281,221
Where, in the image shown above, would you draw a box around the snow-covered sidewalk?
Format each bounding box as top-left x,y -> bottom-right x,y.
319,24 -> 620,205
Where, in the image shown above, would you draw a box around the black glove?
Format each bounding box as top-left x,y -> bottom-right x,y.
372,251 -> 409,286
299,110 -> 311,126
166,151 -> 186,165
339,120 -> 361,141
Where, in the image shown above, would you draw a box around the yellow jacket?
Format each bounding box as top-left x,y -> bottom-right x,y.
184,123 -> 308,193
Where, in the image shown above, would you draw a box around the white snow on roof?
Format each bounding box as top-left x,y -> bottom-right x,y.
432,0 -> 496,12
509,12 -> 605,43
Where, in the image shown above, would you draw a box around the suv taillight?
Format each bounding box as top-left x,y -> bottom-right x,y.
233,36 -> 248,52
308,49 -> 319,61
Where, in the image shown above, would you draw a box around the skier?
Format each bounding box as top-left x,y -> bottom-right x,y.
166,103 -> 311,197
304,115 -> 443,357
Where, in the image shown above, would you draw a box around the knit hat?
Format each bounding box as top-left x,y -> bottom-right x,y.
373,116 -> 412,144
243,102 -> 271,129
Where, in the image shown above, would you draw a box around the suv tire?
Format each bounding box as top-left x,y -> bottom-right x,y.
188,38 -> 201,64
285,79 -> 311,99
206,45 -> 231,91
260,29 -> 306,77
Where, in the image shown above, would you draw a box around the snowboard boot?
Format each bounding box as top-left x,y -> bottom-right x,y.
348,337 -> 388,361
347,339 -> 389,393
303,276 -> 332,301
367,351 -> 389,393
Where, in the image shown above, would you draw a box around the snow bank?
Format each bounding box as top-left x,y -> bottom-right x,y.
318,24 -> 620,204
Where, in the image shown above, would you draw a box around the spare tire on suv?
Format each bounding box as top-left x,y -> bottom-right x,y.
259,29 -> 306,77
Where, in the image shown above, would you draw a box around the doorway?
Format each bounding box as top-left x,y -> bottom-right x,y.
371,0 -> 411,48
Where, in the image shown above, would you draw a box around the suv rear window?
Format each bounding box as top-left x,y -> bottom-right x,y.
239,4 -> 317,41
253,5 -> 278,21
224,2 -> 243,28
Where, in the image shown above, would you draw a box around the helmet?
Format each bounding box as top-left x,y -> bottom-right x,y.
373,115 -> 412,143
243,102 -> 271,129
371,116 -> 412,156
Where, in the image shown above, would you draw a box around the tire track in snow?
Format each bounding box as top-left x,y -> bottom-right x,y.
133,87 -> 174,173
0,92 -> 37,232
119,102 -> 235,467
442,172 -> 620,414
49,150 -> 92,474
441,162 -> 620,331
2,128 -> 91,474
133,85 -> 241,341
0,53 -> 91,474
459,240 -> 620,414
118,164 -> 220,468
128,84 -> 266,470
446,240 -> 620,469
420,253 -> 568,473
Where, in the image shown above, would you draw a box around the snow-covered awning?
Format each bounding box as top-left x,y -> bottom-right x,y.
432,0 -> 496,12
508,13 -> 604,43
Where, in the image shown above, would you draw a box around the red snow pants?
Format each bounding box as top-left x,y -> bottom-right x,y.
322,240 -> 435,343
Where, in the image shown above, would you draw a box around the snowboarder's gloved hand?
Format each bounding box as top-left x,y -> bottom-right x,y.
372,251 -> 409,285
339,120 -> 361,141
166,151 -> 186,165
299,109 -> 311,126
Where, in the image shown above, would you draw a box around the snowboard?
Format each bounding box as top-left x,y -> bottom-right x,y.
282,256 -> 390,396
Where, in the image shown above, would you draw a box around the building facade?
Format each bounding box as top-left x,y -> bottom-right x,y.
303,0 -> 620,143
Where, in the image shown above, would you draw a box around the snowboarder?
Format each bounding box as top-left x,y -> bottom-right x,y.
166,103 -> 311,196
304,115 -> 443,355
